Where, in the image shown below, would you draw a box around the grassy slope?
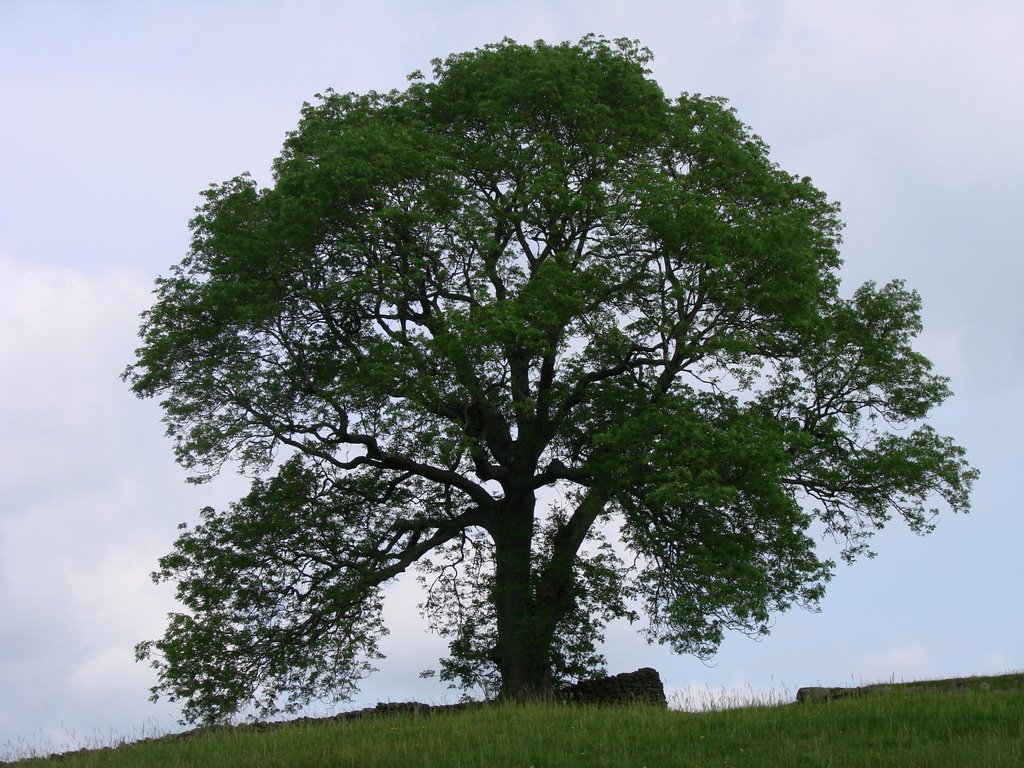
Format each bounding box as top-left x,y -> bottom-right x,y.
5,673 -> 1022,767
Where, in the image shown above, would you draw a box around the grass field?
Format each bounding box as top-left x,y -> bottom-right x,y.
3,673 -> 1022,767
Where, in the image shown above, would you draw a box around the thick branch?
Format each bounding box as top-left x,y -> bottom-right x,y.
533,489 -> 609,634
366,445 -> 498,512
371,506 -> 493,584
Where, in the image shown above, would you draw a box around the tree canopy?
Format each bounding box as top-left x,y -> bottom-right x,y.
126,35 -> 977,724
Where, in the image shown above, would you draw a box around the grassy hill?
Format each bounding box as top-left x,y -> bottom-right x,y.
4,673 -> 1022,767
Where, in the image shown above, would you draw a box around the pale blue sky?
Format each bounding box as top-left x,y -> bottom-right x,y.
1,0 -> 1021,756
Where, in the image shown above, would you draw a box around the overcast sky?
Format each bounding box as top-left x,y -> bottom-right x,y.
2,0 -> 1022,756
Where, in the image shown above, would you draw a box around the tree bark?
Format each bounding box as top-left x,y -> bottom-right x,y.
489,488 -> 557,700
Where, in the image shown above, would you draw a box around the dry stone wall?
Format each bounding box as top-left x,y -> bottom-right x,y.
795,686 -> 858,703
557,667 -> 668,707
163,668 -> 668,746
333,668 -> 668,718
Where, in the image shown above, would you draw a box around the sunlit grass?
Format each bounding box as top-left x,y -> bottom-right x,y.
4,673 -> 1021,767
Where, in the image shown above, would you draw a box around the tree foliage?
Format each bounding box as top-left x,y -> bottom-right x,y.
126,35 -> 976,724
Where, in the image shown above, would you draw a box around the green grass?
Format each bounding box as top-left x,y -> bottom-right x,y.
5,674 -> 1022,767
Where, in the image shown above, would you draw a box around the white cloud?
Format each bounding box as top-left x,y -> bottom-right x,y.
0,254 -> 192,748
0,254 -> 154,496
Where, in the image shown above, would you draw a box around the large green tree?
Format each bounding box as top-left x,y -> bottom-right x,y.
127,36 -> 976,724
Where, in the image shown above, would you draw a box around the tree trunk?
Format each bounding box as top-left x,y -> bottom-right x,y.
490,488 -> 558,700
